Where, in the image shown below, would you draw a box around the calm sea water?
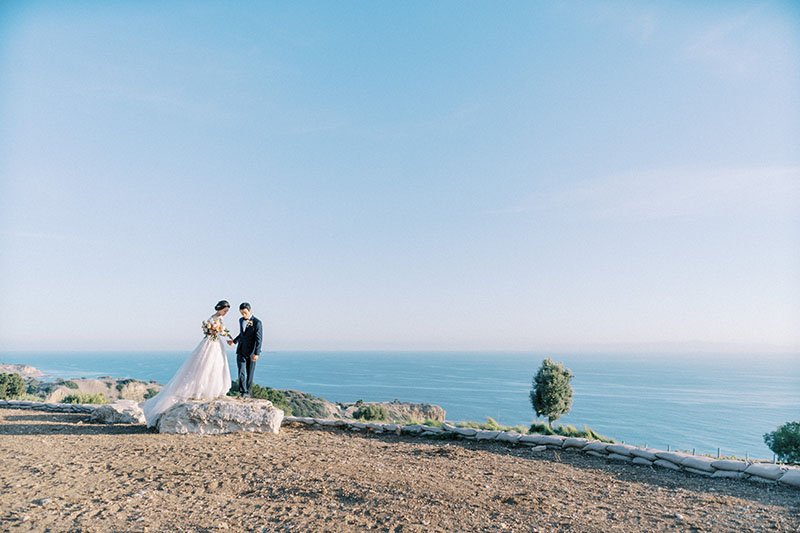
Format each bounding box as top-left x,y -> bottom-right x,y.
2,350 -> 797,460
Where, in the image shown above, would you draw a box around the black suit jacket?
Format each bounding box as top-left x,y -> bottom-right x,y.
232,316 -> 262,358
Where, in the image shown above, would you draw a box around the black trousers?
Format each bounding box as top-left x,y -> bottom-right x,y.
236,353 -> 257,394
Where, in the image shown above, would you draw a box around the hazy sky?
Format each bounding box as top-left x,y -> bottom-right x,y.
1,1 -> 798,352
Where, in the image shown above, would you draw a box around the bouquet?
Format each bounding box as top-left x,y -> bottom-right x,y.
202,319 -> 230,341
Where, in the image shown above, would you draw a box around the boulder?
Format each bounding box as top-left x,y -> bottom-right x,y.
90,400 -> 146,424
156,398 -> 283,435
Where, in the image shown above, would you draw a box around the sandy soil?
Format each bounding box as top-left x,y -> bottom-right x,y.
1,409 -> 798,532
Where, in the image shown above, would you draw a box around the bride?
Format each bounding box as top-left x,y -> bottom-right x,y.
142,300 -> 233,427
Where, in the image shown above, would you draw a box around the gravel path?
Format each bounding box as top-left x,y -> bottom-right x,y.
1,409 -> 798,532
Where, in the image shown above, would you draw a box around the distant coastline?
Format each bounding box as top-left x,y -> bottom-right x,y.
2,350 -> 798,460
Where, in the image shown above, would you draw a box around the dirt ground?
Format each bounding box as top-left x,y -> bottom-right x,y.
1,408 -> 798,532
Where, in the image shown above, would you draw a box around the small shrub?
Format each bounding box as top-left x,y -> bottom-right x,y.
482,417 -> 501,431
528,421 -> 614,442
354,404 -> 388,421
11,392 -> 42,401
0,373 -> 25,399
529,422 -> 557,435
115,378 -> 137,392
228,380 -> 292,415
61,393 -> 109,405
422,419 -> 442,427
63,380 -> 79,390
26,379 -> 41,396
144,388 -> 159,400
250,384 -> 292,415
764,422 -> 800,463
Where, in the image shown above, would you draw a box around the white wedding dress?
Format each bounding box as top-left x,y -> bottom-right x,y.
142,314 -> 232,428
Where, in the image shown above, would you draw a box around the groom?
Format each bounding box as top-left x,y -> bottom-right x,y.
227,302 -> 263,398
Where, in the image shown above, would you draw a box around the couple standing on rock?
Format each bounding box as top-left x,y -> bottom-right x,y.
142,300 -> 263,428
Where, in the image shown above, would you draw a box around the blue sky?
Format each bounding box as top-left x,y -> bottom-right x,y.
1,1 -> 798,352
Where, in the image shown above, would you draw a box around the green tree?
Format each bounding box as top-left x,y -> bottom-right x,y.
764,421 -> 800,463
0,373 -> 25,399
530,358 -> 574,427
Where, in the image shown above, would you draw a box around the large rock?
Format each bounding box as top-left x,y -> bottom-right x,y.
90,400 -> 146,424
156,398 -> 284,435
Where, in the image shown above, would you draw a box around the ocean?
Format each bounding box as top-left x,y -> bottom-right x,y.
1,350 -> 797,460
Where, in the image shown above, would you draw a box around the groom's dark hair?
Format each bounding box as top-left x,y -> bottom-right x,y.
239,302 -> 251,311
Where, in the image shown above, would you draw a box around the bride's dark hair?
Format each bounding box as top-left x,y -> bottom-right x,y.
214,300 -> 230,311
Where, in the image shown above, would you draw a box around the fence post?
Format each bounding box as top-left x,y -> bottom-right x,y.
717,447 -> 720,458
667,444 -> 671,451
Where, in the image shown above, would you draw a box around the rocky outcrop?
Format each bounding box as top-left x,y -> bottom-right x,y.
156,398 -> 284,435
116,381 -> 154,402
278,390 -> 446,422
40,378 -> 162,403
340,401 -> 446,423
89,400 -> 146,424
0,364 -> 44,378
